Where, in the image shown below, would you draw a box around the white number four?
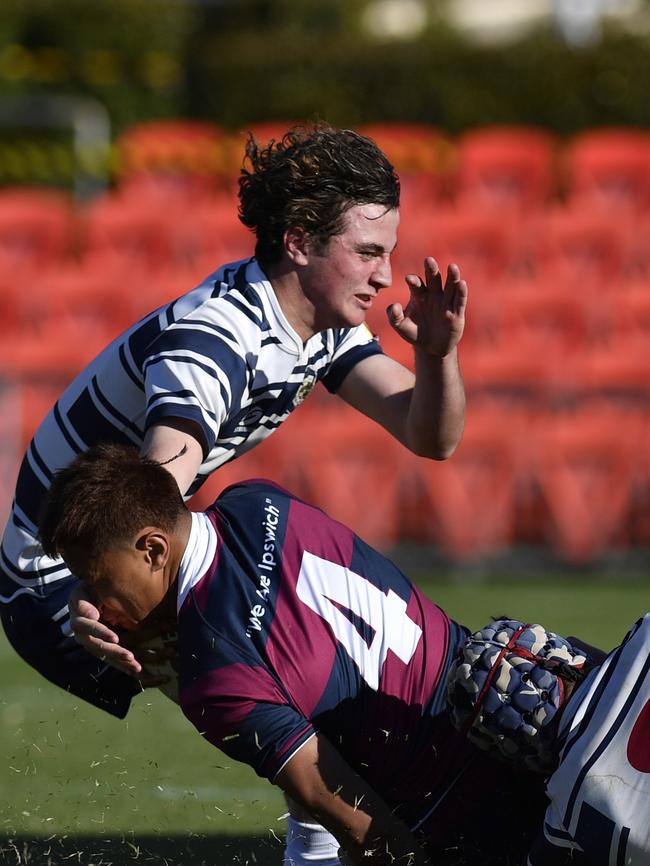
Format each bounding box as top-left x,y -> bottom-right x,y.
296,551 -> 423,690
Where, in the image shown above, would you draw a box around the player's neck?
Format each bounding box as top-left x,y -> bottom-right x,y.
267,264 -> 317,342
167,510 -> 192,587
142,512 -> 191,629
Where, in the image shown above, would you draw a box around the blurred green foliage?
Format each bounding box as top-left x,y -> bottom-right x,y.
0,0 -> 649,134
0,0 -> 194,128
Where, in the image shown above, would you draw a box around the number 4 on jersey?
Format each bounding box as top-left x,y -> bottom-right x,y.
296,551 -> 423,690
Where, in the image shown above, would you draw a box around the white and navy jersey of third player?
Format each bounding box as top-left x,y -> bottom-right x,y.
0,257 -> 381,600
176,479 -> 471,831
529,613 -> 650,866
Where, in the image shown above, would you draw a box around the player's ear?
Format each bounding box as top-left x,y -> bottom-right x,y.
136,529 -> 170,571
284,225 -> 310,265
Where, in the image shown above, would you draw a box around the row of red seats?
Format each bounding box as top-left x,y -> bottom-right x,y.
5,185 -> 650,290
2,258 -> 650,338
0,273 -> 647,411
0,385 -> 645,565
0,187 -> 251,275
113,120 -> 650,216
186,403 -> 650,564
1,334 -> 646,461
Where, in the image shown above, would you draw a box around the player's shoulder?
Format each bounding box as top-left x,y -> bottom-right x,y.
207,478 -> 311,538
215,478 -> 295,508
175,259 -> 267,334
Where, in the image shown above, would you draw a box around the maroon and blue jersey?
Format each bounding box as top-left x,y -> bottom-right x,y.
178,479 -> 471,828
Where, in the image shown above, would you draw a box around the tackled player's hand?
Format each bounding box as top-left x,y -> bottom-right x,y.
70,584 -> 179,700
122,625 -> 179,703
69,584 -> 141,676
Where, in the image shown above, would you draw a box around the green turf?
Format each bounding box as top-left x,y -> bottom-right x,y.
1,579 -> 647,843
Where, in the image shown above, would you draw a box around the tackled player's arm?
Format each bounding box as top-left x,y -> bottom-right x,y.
68,418 -> 206,672
276,733 -> 431,866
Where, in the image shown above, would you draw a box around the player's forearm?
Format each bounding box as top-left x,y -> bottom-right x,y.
300,790 -> 431,866
405,346 -> 465,460
339,817 -> 432,866
277,736 -> 431,866
141,420 -> 205,496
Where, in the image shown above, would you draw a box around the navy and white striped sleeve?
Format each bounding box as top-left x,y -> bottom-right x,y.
142,304 -> 257,455
527,805 -> 578,866
321,323 -> 384,393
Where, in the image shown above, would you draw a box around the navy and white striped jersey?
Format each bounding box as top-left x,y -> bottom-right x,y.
0,257 -> 382,601
529,614 -> 650,866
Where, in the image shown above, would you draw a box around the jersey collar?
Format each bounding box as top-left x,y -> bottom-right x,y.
176,511 -> 218,613
248,258 -> 308,354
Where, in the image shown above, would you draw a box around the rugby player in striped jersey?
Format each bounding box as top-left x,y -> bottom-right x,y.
1,124 -> 467,866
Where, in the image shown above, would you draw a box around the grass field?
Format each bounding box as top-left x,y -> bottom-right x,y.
2,577 -> 647,865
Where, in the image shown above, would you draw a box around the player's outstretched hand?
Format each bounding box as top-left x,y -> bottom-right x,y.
387,257 -> 468,357
69,584 -> 142,676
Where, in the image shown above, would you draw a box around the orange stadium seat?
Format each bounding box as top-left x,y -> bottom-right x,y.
563,127 -> 650,215
0,275 -> 19,338
395,207 -> 522,289
453,126 -> 559,212
390,208 -> 437,278
461,272 -> 601,353
531,411 -> 641,561
0,325 -> 103,451
608,283 -> 650,347
31,266 -> 131,344
527,206 -> 631,284
624,215 -> 650,279
572,340 -> 650,405
285,408 -> 407,549
357,122 -> 450,209
0,187 -> 75,275
78,193 -> 180,272
500,285 -> 590,359
408,407 -> 525,558
16,380 -> 67,451
175,196 -> 255,267
461,342 -> 553,407
127,266 -> 210,322
628,409 -> 650,548
0,321 -> 106,382
460,274 -> 542,355
438,207 -> 521,281
116,119 -> 227,202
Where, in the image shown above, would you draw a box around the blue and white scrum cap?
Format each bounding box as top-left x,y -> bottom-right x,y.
446,619 -> 587,774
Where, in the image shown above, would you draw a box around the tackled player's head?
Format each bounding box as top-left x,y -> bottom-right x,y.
39,443 -> 187,629
39,442 -> 185,564
238,123 -> 400,267
446,618 -> 590,774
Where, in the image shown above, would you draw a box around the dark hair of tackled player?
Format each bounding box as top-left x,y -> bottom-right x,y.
238,123 -> 401,267
39,442 -> 185,565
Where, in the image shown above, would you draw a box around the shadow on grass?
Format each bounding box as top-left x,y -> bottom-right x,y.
1,834 -> 285,865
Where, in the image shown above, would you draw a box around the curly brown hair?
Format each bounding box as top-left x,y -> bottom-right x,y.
39,443 -> 186,563
238,123 -> 400,266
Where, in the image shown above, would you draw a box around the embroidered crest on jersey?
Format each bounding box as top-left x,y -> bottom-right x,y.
294,373 -> 316,406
